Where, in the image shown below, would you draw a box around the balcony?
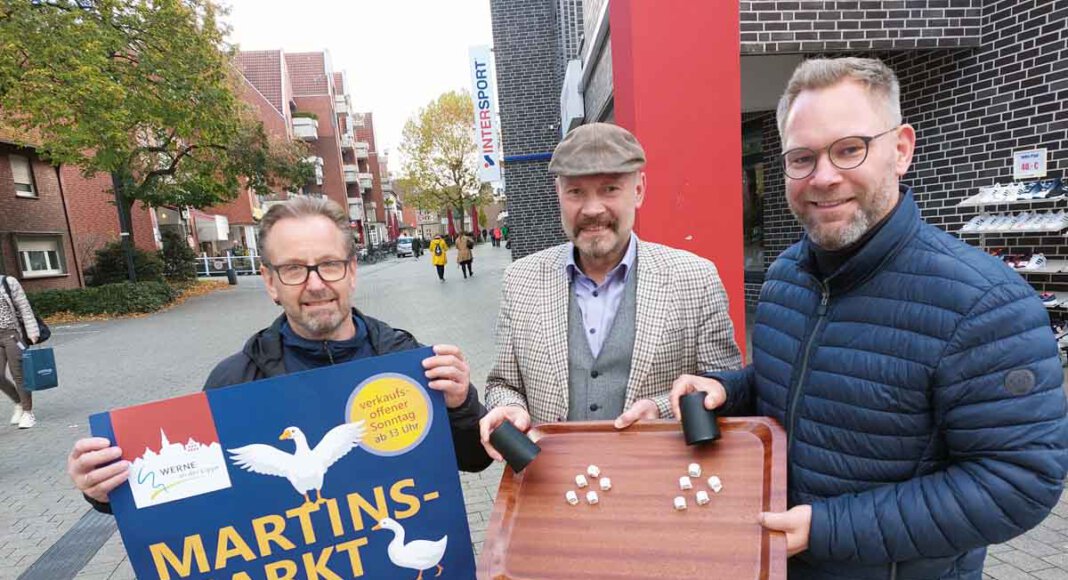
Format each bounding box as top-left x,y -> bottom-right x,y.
335,94 -> 350,115
358,173 -> 374,190
341,133 -> 354,150
348,198 -> 364,220
344,165 -> 359,184
305,156 -> 324,185
355,141 -> 370,159
292,117 -> 318,141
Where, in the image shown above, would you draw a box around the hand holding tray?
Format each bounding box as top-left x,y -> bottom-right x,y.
479,418 -> 787,579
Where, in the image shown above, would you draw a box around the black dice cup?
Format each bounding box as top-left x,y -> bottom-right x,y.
489,420 -> 541,473
680,391 -> 721,446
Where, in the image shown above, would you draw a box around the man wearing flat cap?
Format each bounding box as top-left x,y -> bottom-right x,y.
479,123 -> 742,457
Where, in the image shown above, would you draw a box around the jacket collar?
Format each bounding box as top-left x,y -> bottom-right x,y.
244,307 -> 385,377
796,185 -> 920,294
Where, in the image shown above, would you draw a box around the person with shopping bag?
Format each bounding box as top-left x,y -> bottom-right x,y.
0,275 -> 40,428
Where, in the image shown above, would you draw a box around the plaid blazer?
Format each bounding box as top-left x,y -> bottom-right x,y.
486,240 -> 742,423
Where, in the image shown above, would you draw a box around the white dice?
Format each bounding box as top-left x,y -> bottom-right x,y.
587,465 -> 601,478
696,490 -> 710,505
707,475 -> 723,493
688,463 -> 702,478
679,476 -> 693,490
586,491 -> 599,505
673,496 -> 687,510
575,474 -> 589,488
565,490 -> 579,505
599,477 -> 612,491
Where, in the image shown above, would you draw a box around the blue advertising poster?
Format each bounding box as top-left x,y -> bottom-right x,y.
89,347 -> 476,580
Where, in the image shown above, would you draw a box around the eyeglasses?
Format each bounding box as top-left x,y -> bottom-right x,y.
267,259 -> 351,286
781,126 -> 900,180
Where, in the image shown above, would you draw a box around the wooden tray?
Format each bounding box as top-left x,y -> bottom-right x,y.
478,418 -> 787,579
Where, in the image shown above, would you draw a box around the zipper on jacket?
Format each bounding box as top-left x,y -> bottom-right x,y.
322,341 -> 336,365
889,562 -> 897,580
786,282 -> 830,455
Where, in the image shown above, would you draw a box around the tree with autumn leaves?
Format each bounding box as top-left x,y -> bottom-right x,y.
398,90 -> 492,232
0,0 -> 312,277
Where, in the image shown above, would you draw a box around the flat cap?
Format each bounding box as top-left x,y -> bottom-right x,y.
548,123 -> 646,177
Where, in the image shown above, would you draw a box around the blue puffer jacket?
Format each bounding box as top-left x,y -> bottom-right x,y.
713,187 -> 1068,579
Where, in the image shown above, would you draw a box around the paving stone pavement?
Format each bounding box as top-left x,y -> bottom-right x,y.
2,242 -> 1067,579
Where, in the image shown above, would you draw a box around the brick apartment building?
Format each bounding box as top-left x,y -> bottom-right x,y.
1,47 -> 392,290
0,135 -> 157,291
234,50 -> 390,249
491,0 -> 1067,313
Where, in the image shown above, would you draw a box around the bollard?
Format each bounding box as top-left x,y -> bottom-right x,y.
226,268 -> 238,285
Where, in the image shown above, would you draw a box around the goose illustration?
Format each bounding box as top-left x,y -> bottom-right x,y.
227,422 -> 365,507
373,517 -> 448,579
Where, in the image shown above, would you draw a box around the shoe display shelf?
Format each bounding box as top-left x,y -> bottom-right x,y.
957,181 -> 1068,336
1010,259 -> 1068,275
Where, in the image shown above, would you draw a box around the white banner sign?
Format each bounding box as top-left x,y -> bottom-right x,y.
469,46 -> 502,183
1013,148 -> 1047,180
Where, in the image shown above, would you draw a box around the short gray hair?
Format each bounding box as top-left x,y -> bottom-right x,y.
258,197 -> 355,262
776,57 -> 902,138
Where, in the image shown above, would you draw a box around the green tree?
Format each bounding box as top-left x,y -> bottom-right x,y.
398,90 -> 492,219
159,229 -> 198,281
0,0 -> 312,276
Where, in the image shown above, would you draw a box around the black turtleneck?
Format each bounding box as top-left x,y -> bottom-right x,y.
810,193 -> 905,279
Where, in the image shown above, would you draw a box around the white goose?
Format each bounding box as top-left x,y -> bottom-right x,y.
228,422 -> 365,506
373,517 -> 448,580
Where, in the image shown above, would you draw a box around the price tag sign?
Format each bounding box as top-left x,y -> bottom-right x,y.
1014,148 -> 1047,180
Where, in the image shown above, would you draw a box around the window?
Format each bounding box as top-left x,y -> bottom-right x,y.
17,237 -> 65,277
10,155 -> 37,198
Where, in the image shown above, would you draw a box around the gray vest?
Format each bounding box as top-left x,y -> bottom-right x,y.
566,268 -> 639,421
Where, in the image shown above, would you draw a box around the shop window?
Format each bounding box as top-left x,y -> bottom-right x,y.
17,237 -> 65,277
10,154 -> 37,198
742,122 -> 765,272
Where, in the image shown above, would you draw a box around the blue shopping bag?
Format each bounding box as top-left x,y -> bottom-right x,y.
22,347 -> 58,391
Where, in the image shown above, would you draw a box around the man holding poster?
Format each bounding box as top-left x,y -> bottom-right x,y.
68,197 -> 492,513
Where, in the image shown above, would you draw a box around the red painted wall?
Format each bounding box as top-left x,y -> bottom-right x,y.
610,0 -> 746,355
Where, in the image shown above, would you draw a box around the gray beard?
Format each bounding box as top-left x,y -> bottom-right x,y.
805,207 -> 873,250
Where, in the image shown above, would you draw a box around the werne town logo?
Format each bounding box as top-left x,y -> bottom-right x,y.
111,393 -> 232,509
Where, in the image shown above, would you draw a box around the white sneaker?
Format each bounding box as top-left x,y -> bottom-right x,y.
10,405 -> 23,425
1023,254 -> 1048,270
17,411 -> 35,429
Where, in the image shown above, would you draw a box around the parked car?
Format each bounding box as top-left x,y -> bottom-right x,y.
396,236 -> 413,257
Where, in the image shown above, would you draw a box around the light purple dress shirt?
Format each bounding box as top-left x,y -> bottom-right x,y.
565,233 -> 638,358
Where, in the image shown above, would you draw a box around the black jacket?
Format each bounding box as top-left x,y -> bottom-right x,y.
87,308 -> 491,514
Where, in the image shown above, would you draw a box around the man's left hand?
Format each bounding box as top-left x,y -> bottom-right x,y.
613,398 -> 660,429
759,504 -> 812,557
423,345 -> 470,408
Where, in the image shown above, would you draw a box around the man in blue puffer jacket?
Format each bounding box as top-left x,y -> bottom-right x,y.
671,57 -> 1068,579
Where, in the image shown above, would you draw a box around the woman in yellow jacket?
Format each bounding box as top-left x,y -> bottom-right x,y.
429,234 -> 449,281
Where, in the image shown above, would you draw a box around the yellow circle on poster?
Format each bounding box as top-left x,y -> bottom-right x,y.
346,373 -> 432,456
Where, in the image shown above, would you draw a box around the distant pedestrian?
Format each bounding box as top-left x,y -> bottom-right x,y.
456,231 -> 475,279
492,227 -> 501,247
481,228 -> 488,243
411,235 -> 423,259
429,234 -> 448,281
0,275 -> 41,429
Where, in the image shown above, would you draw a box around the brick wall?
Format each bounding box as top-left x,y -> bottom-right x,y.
740,0 -> 983,55
490,0 -> 570,259
0,147 -> 79,290
61,166 -> 156,281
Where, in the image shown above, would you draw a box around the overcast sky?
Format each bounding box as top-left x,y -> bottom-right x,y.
220,0 -> 494,172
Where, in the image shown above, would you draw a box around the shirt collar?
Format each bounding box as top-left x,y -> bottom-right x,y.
566,232 -> 638,285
